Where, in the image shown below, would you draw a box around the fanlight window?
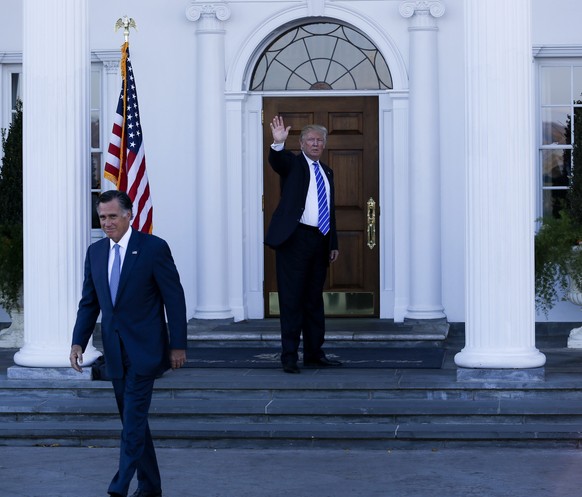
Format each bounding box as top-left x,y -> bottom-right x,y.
251,22 -> 392,91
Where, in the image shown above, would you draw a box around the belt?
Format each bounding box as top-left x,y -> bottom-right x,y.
298,223 -> 322,234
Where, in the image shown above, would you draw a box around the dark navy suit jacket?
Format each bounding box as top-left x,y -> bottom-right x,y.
72,229 -> 187,379
265,148 -> 338,251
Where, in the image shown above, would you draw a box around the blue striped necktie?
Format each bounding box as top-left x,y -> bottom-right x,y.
110,244 -> 121,304
313,161 -> 330,235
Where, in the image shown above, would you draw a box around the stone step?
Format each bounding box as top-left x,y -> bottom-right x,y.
185,320 -> 571,349
185,318 -> 451,347
4,395 -> 582,419
0,320 -> 580,448
4,370 -> 582,399
3,376 -> 582,447
1,419 -> 581,449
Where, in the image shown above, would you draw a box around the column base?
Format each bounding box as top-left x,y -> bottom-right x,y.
567,326 -> 582,348
13,343 -> 102,368
457,367 -> 545,382
454,348 -> 546,369
405,306 -> 446,320
194,308 -> 234,320
7,365 -> 92,380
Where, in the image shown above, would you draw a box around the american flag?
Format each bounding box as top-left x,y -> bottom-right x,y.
104,42 -> 153,233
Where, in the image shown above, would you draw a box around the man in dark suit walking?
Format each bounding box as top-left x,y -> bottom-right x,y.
266,115 -> 341,374
70,190 -> 187,497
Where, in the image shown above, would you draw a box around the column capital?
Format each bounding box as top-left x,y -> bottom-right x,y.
400,1 -> 445,25
186,2 -> 231,25
103,60 -> 119,74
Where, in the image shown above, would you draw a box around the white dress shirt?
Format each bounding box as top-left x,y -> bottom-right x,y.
270,142 -> 330,227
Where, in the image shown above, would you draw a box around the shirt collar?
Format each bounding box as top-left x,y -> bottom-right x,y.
302,152 -> 320,167
109,227 -> 132,251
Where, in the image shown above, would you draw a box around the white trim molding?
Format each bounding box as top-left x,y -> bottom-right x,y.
533,45 -> 582,58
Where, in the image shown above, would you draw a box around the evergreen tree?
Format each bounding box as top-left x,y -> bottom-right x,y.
568,102 -> 582,225
0,100 -> 23,314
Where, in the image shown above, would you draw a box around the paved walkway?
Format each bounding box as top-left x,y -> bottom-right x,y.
2,445 -> 582,497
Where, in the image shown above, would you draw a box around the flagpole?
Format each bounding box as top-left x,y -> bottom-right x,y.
104,15 -> 154,233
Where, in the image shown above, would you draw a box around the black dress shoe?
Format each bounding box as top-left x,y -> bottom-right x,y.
129,490 -> 162,497
304,357 -> 342,367
282,363 -> 300,374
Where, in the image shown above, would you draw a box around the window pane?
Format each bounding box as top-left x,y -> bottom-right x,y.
278,43 -> 309,71
575,106 -> 582,144
303,23 -> 340,36
11,73 -> 20,110
574,66 -> 582,103
541,107 -> 570,145
91,110 -> 100,149
91,152 -> 102,190
344,28 -> 376,51
540,66 -> 571,105
575,107 -> 582,183
91,192 -> 100,229
287,71 -> 311,91
304,35 -> 338,60
91,70 -> 101,108
264,62 -> 293,89
373,53 -> 392,89
350,61 -> 381,90
542,149 -> 570,187
543,188 -> 568,218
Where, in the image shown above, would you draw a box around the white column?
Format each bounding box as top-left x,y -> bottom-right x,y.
455,0 -> 545,369
225,93 -> 246,321
387,91 -> 410,321
400,1 -> 446,320
186,3 -> 232,319
13,0 -> 100,368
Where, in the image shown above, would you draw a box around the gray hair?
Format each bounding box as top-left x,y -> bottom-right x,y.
300,124 -> 328,143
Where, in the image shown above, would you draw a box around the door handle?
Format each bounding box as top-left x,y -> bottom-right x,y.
367,197 -> 376,250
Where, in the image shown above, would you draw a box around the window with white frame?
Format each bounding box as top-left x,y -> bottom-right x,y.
1,59 -> 108,234
10,70 -> 21,122
251,22 -> 392,91
90,64 -> 104,231
1,62 -> 22,132
538,61 -> 582,219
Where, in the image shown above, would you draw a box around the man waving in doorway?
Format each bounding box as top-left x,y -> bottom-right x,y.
265,115 -> 341,374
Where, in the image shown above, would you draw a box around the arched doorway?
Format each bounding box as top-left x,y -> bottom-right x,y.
252,22 -> 392,317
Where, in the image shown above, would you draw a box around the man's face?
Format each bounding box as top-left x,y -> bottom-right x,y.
97,199 -> 132,243
300,131 -> 326,161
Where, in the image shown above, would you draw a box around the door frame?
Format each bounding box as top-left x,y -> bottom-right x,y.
262,96 -> 381,318
240,91 -> 405,321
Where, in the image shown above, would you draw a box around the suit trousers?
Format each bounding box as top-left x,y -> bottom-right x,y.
108,341 -> 161,497
275,224 -> 329,365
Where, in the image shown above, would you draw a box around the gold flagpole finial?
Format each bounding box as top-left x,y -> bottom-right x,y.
115,16 -> 137,43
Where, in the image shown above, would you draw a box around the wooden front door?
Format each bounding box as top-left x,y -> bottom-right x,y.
263,96 -> 380,317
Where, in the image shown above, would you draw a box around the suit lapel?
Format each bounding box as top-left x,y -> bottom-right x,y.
115,230 -> 142,304
322,164 -> 334,197
92,238 -> 111,304
300,155 -> 311,201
